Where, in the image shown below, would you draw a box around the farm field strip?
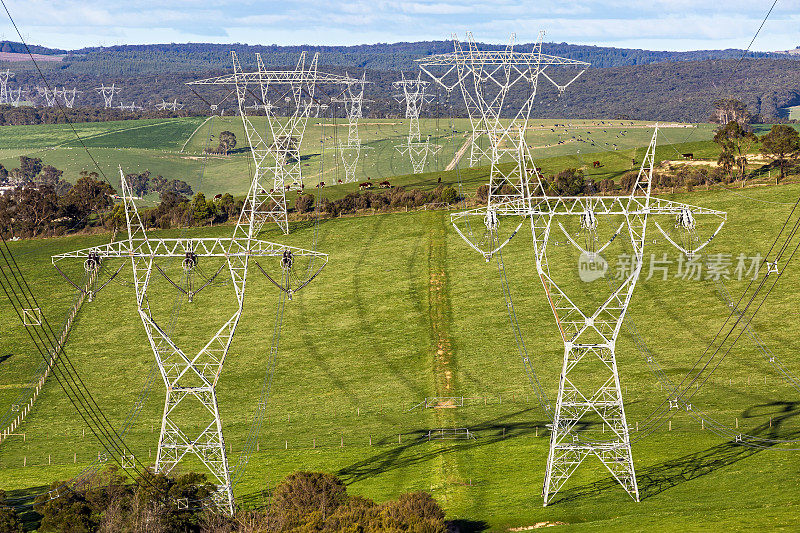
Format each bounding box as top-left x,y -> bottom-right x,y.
0,180 -> 799,529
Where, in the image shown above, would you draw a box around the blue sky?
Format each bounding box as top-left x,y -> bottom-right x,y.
1,0 -> 799,52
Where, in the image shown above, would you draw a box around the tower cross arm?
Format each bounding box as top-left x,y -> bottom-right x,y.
51,238 -> 328,260
452,196 -> 727,219
416,52 -> 590,67
189,72 -> 362,86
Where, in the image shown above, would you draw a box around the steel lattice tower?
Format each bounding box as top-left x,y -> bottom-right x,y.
95,84 -> 120,108
332,73 -> 370,183
0,69 -> 13,105
451,129 -> 727,504
419,32 -> 588,201
393,74 -> 440,174
191,52 -> 362,234
52,161 -> 327,513
117,102 -> 142,111
155,99 -> 185,111
55,87 -> 80,108
37,86 -> 57,107
9,87 -> 22,107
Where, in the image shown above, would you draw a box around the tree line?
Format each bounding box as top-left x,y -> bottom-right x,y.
0,469 -> 446,532
4,47 -> 800,123
0,105 -> 198,126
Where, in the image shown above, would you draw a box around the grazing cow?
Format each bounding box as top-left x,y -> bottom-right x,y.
285,184 -> 291,191
316,182 -> 325,188
592,160 -> 601,168
337,179 -> 343,184
213,193 -> 222,201
682,153 -> 694,160
379,180 -> 391,189
359,182 -> 372,190
437,177 -> 442,184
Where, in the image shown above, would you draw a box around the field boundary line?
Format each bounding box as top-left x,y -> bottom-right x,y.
0,118 -> 185,160
0,234 -> 109,443
446,134 -> 472,171
181,115 -> 214,153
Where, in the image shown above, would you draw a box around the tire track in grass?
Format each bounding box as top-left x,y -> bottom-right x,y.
426,211 -> 473,509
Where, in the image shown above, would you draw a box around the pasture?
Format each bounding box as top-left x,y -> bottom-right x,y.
0,116 -> 718,204
1,176 -> 799,530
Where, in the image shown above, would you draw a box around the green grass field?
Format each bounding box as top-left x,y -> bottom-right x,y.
780,106 -> 800,121
0,117 -> 717,205
2,116 -> 800,530
1,178 -> 800,530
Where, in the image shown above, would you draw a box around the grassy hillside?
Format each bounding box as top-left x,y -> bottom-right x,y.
1,180 -> 799,530
0,116 -> 717,204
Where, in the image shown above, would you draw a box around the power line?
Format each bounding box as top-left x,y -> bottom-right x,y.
0,0 -> 111,186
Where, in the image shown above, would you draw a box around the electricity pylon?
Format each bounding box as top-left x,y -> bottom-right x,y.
55,87 -> 81,108
419,32 -> 588,194
332,73 -> 370,183
393,74 -> 440,174
9,87 -> 22,107
117,102 -> 143,111
52,164 -> 328,514
156,99 -> 185,111
95,84 -> 120,108
0,69 -> 13,105
190,51 -> 362,234
36,86 -> 57,107
451,129 -> 727,505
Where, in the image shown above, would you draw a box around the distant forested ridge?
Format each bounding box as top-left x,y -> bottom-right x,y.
38,40 -> 793,73
1,40 -> 799,122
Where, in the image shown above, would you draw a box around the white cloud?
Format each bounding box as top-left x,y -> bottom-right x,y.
0,0 -> 798,52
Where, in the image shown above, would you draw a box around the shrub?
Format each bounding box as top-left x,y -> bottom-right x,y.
295,193 -> 315,213
439,186 -> 458,204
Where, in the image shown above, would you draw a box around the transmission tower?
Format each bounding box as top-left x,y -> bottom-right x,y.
155,98 -> 185,111
0,69 -> 12,105
36,86 -> 57,107
51,164 -> 328,514
117,102 -> 143,112
332,73 -> 370,183
393,74 -> 440,174
451,129 -> 727,505
9,87 -> 23,107
56,87 -> 81,108
190,51 -> 362,234
419,32 -> 588,192
95,83 -> 120,108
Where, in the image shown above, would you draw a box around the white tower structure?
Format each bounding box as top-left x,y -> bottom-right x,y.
95,84 -> 120,108
117,102 -> 143,112
451,129 -> 727,505
332,73 -> 370,183
56,87 -> 81,108
9,87 -> 23,107
393,74 -> 440,174
419,32 -> 588,185
51,163 -> 328,514
190,51 -> 362,234
0,69 -> 13,105
37,86 -> 57,107
155,99 -> 185,111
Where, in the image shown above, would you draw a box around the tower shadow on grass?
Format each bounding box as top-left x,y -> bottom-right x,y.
336,409 -> 549,484
550,401 -> 800,505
